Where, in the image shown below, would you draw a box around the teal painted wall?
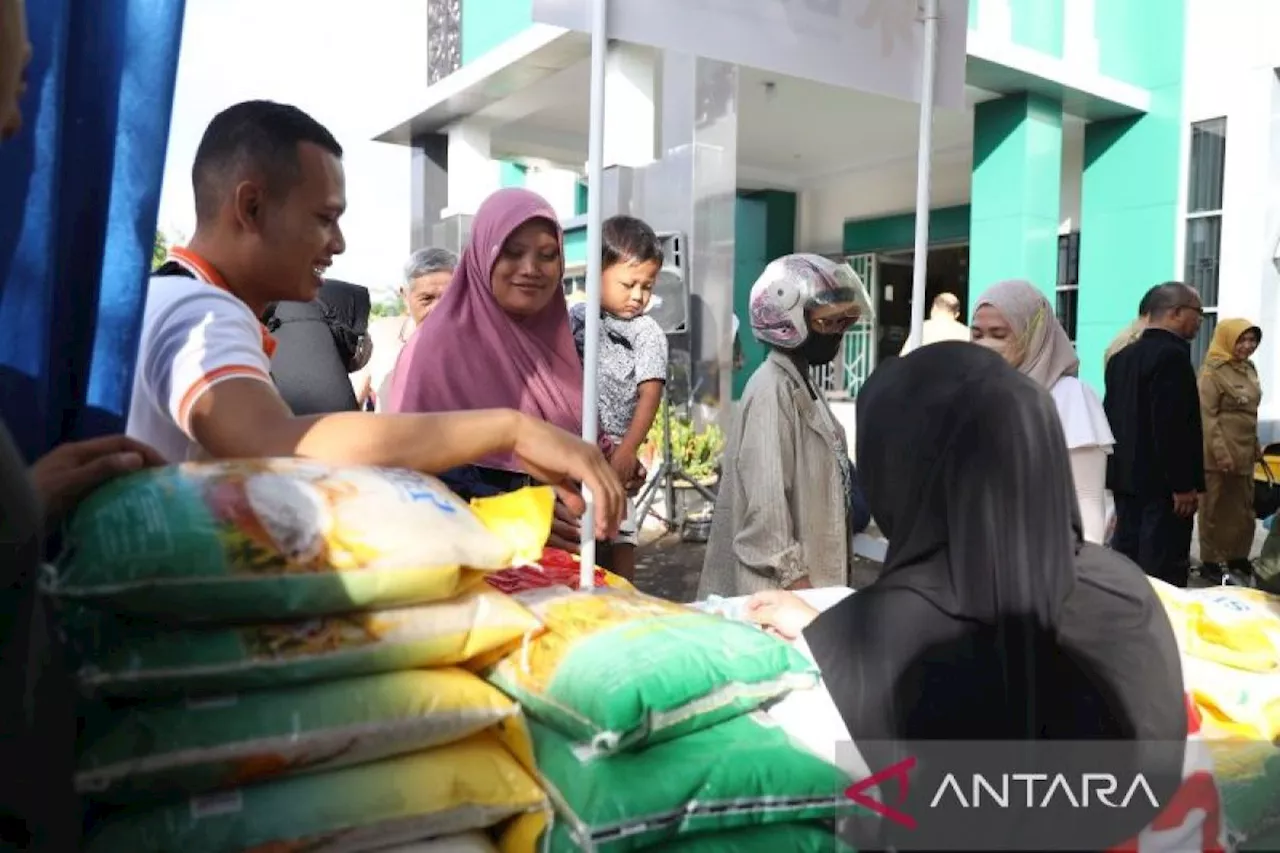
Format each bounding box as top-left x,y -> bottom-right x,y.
969,93 -> 1063,306
499,161 -> 527,188
842,205 -> 971,255
460,0 -> 533,65
1076,0 -> 1185,389
733,191 -> 797,398
1008,0 -> 1064,57
563,225 -> 587,268
575,181 -> 588,216
967,1 -> 1065,56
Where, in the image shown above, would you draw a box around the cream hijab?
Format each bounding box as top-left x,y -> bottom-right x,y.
974,279 -> 1080,389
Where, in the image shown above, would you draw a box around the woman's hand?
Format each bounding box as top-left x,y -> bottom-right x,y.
512,415 -> 625,541
31,435 -> 165,525
744,589 -> 820,641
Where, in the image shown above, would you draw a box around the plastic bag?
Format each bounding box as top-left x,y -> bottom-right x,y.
486,586 -> 818,752
77,668 -> 520,803
484,549 -> 635,596
380,832 -> 498,852
1150,580 -> 1280,673
85,732 -> 546,853
521,713 -> 855,852
647,824 -> 855,852
1204,740 -> 1280,848
50,460 -> 528,622
69,587 -> 542,699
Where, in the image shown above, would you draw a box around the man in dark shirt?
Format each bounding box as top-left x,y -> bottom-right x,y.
1104,282 -> 1205,587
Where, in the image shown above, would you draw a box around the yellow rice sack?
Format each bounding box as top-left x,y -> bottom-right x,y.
68,587 -> 543,699
85,732 -> 547,853
50,460 -> 550,622
77,668 -> 520,804
1150,580 -> 1280,673
1182,655 -> 1280,743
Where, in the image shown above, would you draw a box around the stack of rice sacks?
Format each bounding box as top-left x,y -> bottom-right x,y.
1149,579 -> 1280,850
471,580 -> 864,852
46,459 -> 558,853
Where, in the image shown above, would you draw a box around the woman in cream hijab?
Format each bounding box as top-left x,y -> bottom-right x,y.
972,280 -> 1115,543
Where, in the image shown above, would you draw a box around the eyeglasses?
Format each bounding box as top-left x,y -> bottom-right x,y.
811,310 -> 861,334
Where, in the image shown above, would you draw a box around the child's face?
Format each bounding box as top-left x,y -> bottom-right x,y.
601,258 -> 660,320
0,0 -> 30,142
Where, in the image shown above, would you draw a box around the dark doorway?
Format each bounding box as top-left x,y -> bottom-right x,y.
875,244 -> 970,359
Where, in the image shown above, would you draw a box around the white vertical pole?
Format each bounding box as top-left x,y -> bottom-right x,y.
907,0 -> 941,350
579,0 -> 609,590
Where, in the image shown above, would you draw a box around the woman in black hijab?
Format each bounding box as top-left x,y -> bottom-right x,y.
748,342 -> 1188,849
265,280 -> 373,415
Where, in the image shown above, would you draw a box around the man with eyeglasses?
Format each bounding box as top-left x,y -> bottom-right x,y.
1104,282 -> 1206,588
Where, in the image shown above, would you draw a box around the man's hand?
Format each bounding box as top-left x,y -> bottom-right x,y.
626,459 -> 647,495
512,415 -> 625,540
1172,491 -> 1199,518
547,499 -> 583,553
609,447 -> 638,489
31,435 -> 165,525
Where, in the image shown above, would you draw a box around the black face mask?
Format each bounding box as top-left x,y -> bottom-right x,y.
798,332 -> 844,366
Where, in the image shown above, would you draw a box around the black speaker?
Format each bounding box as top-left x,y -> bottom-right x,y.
648,232 -> 689,335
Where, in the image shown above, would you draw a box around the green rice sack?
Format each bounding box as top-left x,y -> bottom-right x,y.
77,668 -> 520,804
620,823 -> 854,852
65,586 -> 542,699
379,833 -> 497,852
1208,739 -> 1280,847
527,713 -> 857,852
85,732 -> 547,853
486,586 -> 818,752
48,460 -> 520,622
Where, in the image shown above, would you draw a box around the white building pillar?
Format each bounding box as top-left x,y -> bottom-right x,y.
1063,0 -> 1100,70
442,121 -> 501,217
524,165 -> 581,220
976,0 -> 1013,41
602,43 -> 657,169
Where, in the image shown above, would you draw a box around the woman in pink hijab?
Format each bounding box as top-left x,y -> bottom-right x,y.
389,188 -> 603,546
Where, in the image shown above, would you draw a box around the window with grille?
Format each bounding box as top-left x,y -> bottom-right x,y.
1056,231 -> 1080,343
1184,117 -> 1226,365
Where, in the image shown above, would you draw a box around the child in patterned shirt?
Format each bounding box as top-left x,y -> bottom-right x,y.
570,216 -> 668,581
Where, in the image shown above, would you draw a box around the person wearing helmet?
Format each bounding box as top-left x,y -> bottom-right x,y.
698,254 -> 872,597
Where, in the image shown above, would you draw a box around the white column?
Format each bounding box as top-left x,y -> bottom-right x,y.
442,121 -> 501,218
1063,0 -> 1100,70
602,43 -> 657,169
524,166 -> 581,220
977,0 -> 1013,41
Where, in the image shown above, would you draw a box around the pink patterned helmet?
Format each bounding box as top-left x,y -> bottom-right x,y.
748,254 -> 871,349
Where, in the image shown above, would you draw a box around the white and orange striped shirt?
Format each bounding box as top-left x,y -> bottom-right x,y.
126,247 -> 275,462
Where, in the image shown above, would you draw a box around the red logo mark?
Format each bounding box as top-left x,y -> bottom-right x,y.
845,756 -> 918,829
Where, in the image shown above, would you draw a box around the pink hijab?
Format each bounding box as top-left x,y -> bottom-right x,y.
389,188 -> 584,471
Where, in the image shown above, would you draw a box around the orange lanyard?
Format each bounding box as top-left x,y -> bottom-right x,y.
166,246 -> 277,357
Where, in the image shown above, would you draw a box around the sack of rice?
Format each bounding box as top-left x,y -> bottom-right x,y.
68,587 -> 543,699
85,731 -> 546,853
1205,740 -> 1280,848
77,668 -> 520,803
634,823 -> 853,852
510,713 -> 855,852
1181,655 -> 1280,743
1150,580 -> 1280,673
50,460 -> 547,622
486,586 -> 818,752
377,831 -> 497,852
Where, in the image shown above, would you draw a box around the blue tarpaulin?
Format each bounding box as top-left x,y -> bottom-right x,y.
0,0 -> 185,463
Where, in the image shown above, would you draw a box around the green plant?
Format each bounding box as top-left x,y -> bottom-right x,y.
370,294 -> 406,318
152,231 -> 168,270
641,401 -> 725,484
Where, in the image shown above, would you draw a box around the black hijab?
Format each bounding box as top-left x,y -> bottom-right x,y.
807,343 -> 1186,848
265,280 -> 372,416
